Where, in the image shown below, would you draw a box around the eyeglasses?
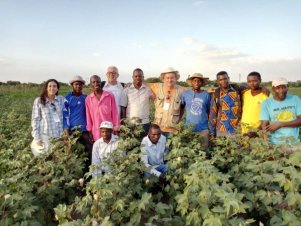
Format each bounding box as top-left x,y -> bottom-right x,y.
50,103 -> 57,112
107,72 -> 118,76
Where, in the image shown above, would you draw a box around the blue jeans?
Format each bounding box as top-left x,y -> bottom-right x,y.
144,164 -> 168,178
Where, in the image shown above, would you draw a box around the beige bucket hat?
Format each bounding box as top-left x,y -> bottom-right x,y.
186,73 -> 209,86
160,67 -> 180,81
69,75 -> 86,85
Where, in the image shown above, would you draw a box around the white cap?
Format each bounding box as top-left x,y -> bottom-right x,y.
99,121 -> 113,129
272,77 -> 288,87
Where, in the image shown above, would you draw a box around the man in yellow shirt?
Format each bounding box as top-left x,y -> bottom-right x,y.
241,72 -> 270,135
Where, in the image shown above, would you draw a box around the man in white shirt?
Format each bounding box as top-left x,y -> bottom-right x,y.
102,66 -> 125,119
141,124 -> 168,180
120,68 -> 154,138
91,121 -> 119,176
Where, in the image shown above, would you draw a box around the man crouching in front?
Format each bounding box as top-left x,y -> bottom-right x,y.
141,124 -> 169,183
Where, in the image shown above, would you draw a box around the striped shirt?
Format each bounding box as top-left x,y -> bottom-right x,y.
63,92 -> 87,133
31,95 -> 65,140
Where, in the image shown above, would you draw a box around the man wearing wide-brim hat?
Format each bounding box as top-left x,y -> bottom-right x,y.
64,75 -> 93,171
180,73 -> 211,148
149,67 -> 185,135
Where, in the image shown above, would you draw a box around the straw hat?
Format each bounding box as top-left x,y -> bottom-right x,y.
186,73 -> 209,86
160,67 -> 180,81
69,75 -> 86,85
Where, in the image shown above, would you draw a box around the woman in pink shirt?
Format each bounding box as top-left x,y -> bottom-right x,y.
85,75 -> 119,141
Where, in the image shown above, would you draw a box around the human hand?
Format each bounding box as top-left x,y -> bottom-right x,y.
265,122 -> 282,132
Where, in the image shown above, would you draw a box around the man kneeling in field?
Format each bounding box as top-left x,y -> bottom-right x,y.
91,121 -> 120,176
141,124 -> 168,182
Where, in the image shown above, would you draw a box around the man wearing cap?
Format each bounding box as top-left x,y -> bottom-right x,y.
260,78 -> 301,148
149,67 -> 185,135
86,75 -> 119,141
120,68 -> 155,138
64,75 -> 93,164
91,121 -> 120,176
180,73 -> 211,148
102,66 -> 125,119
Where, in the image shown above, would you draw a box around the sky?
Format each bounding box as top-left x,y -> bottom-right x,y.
0,0 -> 300,84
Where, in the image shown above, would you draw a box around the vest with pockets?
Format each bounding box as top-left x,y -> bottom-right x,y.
154,83 -> 182,131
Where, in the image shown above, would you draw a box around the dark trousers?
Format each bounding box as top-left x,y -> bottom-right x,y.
78,131 -> 93,172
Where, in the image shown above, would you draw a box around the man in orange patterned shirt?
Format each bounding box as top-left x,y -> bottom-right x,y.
209,71 -> 243,140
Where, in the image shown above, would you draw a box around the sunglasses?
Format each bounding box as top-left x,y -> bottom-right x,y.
166,91 -> 171,100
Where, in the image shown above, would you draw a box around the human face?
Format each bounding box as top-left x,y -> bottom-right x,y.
163,73 -> 177,88
106,68 -> 119,84
47,81 -> 58,97
217,74 -> 229,89
72,81 -> 84,95
247,75 -> 261,91
90,76 -> 101,92
100,128 -> 112,142
273,85 -> 288,101
148,128 -> 161,144
191,78 -> 202,91
133,71 -> 144,87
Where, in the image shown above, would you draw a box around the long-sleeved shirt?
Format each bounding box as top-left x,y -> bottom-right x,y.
141,135 -> 167,177
85,91 -> 119,141
31,95 -> 65,140
91,134 -> 119,176
209,86 -> 242,136
63,92 -> 87,133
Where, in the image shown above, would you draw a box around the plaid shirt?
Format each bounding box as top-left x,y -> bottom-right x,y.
209,87 -> 242,136
31,95 -> 65,140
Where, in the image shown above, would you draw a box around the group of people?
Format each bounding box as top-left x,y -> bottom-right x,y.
31,66 -> 301,178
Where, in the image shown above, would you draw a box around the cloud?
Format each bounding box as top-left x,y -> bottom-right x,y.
131,42 -> 143,49
0,57 -> 13,65
151,42 -> 168,50
181,37 -> 248,60
93,52 -> 100,57
193,0 -> 205,6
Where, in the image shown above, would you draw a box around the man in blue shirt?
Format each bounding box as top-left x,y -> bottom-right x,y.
180,73 -> 211,148
64,75 -> 93,166
260,77 -> 301,149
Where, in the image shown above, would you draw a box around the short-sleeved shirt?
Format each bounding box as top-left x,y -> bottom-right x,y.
103,82 -> 124,116
241,90 -> 269,133
63,92 -> 87,132
260,94 -> 301,144
85,91 -> 119,141
181,90 -> 211,132
209,86 -> 241,135
120,83 -> 153,124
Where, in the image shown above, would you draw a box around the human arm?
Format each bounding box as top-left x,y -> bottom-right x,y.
85,97 -> 94,142
141,142 -> 162,177
110,94 -> 120,131
265,115 -> 301,132
179,93 -> 186,121
63,97 -> 70,136
208,94 -> 218,139
119,89 -> 128,122
91,141 -> 102,177
31,98 -> 42,141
